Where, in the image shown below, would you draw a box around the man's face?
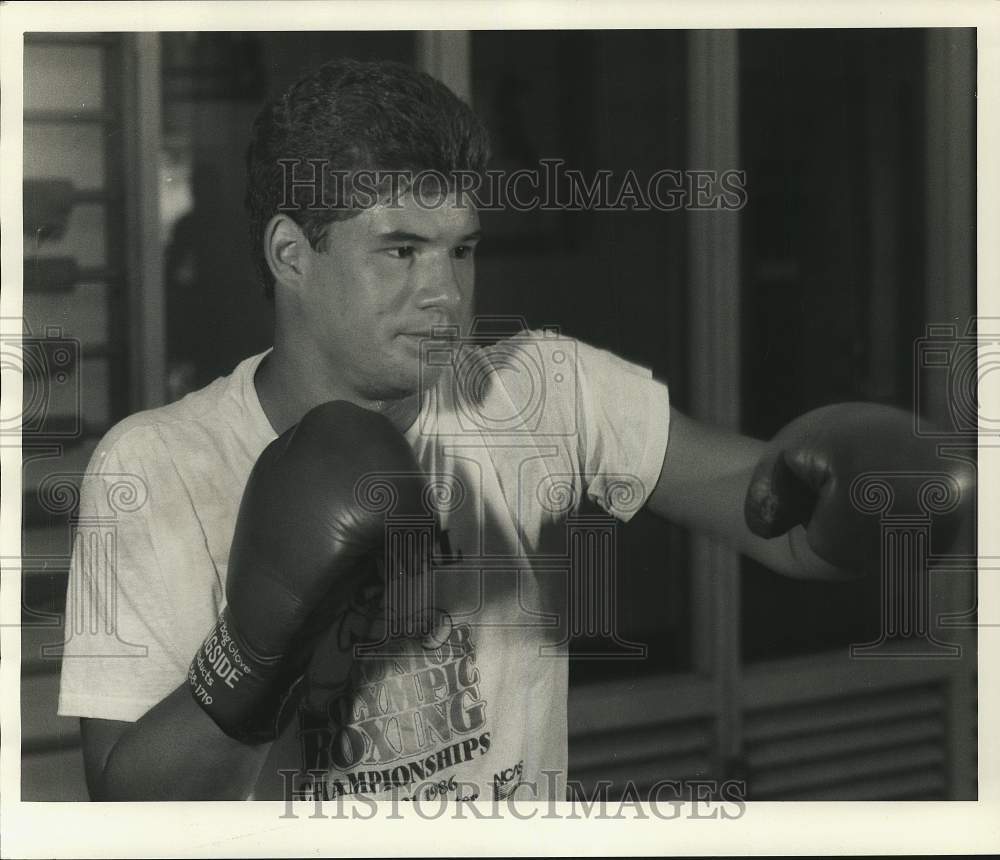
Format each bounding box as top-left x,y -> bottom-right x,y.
295,189 -> 480,401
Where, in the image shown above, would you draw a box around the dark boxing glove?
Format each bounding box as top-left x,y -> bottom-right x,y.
188,400 -> 431,743
743,403 -> 976,573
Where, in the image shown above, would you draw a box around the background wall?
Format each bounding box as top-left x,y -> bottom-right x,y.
22,33 -> 131,800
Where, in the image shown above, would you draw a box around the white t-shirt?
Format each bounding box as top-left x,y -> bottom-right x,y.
58,331 -> 671,801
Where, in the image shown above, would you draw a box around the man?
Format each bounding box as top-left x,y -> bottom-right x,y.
57,58 -> 972,802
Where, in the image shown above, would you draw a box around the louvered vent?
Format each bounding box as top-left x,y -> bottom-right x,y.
570,715 -> 715,799
744,682 -> 949,800
568,671 -> 717,801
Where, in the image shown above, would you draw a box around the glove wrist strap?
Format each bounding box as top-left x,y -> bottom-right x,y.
188,607 -> 291,744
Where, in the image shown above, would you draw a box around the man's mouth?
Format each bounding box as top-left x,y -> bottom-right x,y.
399,327 -> 458,340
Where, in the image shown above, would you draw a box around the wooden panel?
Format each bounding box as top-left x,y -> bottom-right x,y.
572,720 -> 712,772
21,624 -> 88,802
24,288 -> 111,349
748,715 -> 945,770
22,623 -> 70,677
20,32 -> 128,804
21,668 -> 82,749
26,203 -> 106,268
23,124 -> 106,189
750,743 -> 946,799
744,678 -> 950,800
568,672 -> 717,798
571,752 -> 715,797
745,685 -> 946,742
30,357 -> 112,430
22,440 -> 97,493
780,767 -> 947,801
22,524 -> 74,562
568,671 -> 713,736
741,648 -> 966,706
687,30 -> 743,772
24,43 -> 105,111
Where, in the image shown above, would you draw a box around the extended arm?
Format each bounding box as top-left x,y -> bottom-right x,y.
646,403 -> 974,578
646,406 -> 852,580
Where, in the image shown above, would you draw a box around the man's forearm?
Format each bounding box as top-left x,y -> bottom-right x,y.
84,683 -> 271,801
646,409 -> 857,580
650,404 -> 973,580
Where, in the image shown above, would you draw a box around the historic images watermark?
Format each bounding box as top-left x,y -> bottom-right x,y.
278,770 -> 748,819
277,159 -> 748,214
10,315 -> 988,664
846,318 -> 988,659
2,320 -> 80,440
7,318 -> 149,661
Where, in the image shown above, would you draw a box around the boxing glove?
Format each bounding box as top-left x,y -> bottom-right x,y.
188,400 -> 432,743
744,403 -> 975,573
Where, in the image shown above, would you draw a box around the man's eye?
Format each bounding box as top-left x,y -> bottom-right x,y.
389,246 -> 415,259
453,245 -> 474,260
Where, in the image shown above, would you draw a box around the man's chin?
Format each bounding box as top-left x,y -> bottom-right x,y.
394,357 -> 445,394
369,363 -> 437,402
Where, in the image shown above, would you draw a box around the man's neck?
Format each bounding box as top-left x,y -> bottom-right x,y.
254,345 -> 422,437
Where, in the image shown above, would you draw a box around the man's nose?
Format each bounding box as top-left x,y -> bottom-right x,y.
414,253 -> 466,312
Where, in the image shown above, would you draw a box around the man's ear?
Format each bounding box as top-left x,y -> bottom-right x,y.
264,214 -> 311,290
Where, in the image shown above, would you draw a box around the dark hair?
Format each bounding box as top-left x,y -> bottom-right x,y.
245,58 -> 491,300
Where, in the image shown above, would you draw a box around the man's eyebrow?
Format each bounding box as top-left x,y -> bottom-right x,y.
376,230 -> 430,243
375,229 -> 483,243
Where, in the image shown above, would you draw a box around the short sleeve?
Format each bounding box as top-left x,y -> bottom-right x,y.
571,339 -> 671,521
484,331 -> 671,522
57,426 -> 223,722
